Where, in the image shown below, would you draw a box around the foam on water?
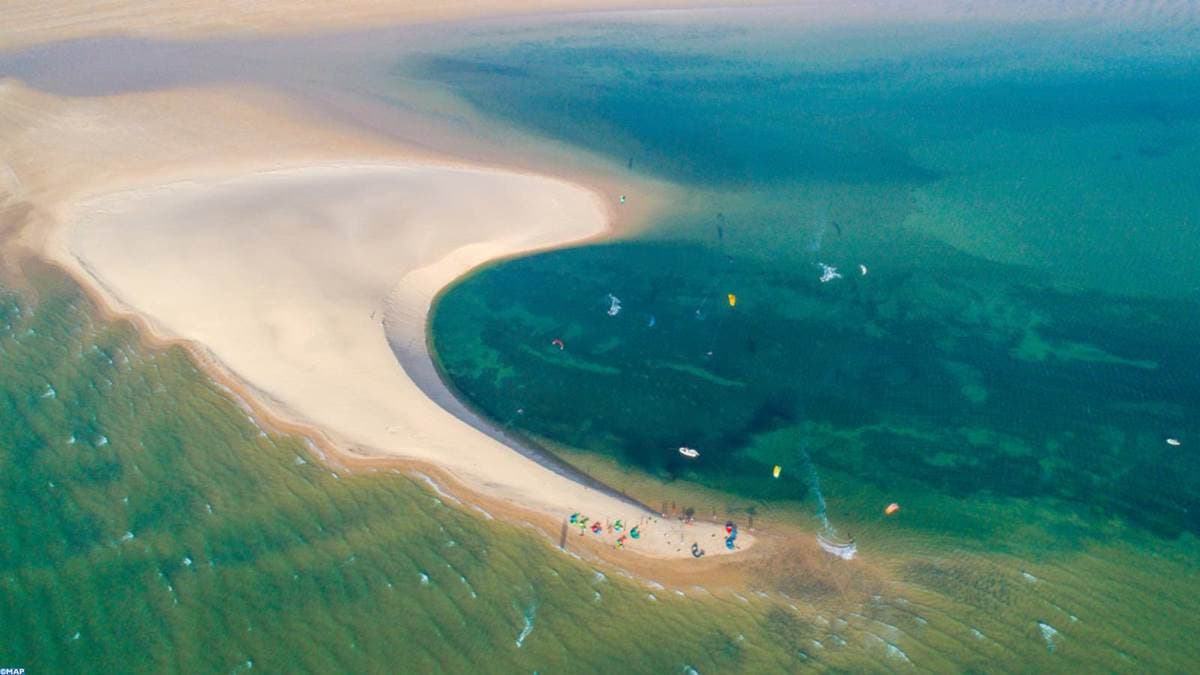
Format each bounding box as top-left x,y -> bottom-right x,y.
1037,621 -> 1059,653
515,602 -> 537,648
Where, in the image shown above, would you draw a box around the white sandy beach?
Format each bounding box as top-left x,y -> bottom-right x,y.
61,163 -> 747,558
0,74 -> 746,561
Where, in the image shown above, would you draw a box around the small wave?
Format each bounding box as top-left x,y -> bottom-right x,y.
885,641 -> 910,663
818,262 -> 842,283
515,603 -> 537,648
817,533 -> 856,559
415,473 -> 462,504
1037,621 -> 1059,653
302,438 -> 326,461
605,293 -> 622,316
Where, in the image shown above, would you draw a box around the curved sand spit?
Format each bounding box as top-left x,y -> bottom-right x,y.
54,162 -> 749,558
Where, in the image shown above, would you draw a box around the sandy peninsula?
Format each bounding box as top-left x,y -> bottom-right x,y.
0,71 -> 749,564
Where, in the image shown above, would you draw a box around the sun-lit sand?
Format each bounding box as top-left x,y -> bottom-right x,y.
0,75 -> 747,562
0,0 -> 792,51
4,0 -> 1177,54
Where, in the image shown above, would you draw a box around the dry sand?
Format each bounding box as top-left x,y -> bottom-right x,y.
0,0 -> 788,51
0,77 -> 748,562
4,0 -> 1184,54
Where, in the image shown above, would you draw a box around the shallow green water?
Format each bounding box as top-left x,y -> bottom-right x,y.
422,12 -> 1200,669
0,275 -> 858,673
20,275 -> 1186,672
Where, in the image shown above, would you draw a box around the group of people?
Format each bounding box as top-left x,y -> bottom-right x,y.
568,513 -> 640,549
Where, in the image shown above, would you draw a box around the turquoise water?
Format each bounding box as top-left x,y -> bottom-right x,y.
421,12 -> 1200,668
412,16 -> 1200,298
433,239 -> 1199,539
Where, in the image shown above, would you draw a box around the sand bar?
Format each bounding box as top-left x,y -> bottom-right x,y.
0,41 -> 745,566
47,160 -> 749,559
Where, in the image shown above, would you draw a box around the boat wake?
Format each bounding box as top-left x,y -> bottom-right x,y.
798,440 -> 856,559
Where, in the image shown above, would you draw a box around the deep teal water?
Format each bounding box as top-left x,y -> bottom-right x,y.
433,238 -> 1200,539
421,14 -> 1200,541
421,16 -> 1200,666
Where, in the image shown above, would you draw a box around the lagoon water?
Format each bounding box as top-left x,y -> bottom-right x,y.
424,10 -> 1200,670
4,6 -> 1200,672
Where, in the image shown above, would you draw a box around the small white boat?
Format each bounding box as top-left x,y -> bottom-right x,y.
678,447 -> 700,458
1166,438 -> 1182,447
